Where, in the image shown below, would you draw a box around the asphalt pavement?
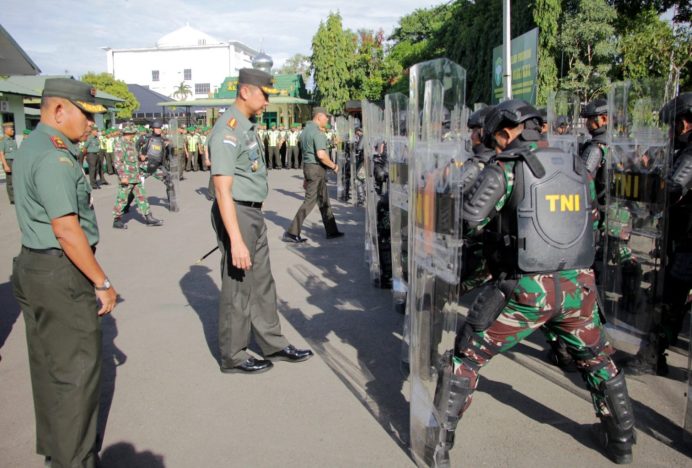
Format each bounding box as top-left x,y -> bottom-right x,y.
0,169 -> 690,467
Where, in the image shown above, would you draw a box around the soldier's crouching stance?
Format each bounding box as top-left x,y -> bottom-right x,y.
435,100 -> 635,464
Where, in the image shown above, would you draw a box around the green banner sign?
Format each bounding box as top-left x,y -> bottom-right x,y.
491,27 -> 538,104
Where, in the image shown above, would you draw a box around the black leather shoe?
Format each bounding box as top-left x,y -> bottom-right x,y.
220,357 -> 273,374
282,232 -> 307,243
267,345 -> 314,363
326,231 -> 344,239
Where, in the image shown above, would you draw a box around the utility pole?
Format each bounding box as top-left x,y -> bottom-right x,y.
503,0 -> 512,100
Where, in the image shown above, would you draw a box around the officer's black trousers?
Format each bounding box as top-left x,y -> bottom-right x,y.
86,152 -> 100,187
12,248 -> 101,468
287,163 -> 339,236
287,146 -> 300,169
4,158 -> 13,203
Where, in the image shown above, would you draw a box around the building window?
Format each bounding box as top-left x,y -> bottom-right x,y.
184,69 -> 192,80
152,70 -> 159,82
195,83 -> 210,95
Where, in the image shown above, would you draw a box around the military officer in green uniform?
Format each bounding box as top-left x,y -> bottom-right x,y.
286,123 -> 301,169
283,107 -> 343,242
11,77 -> 118,468
1,121 -> 18,204
210,68 -> 313,374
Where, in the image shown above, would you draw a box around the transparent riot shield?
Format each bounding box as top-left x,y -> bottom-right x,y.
547,91 -> 579,155
604,80 -> 669,351
362,101 -> 387,287
335,116 -> 350,201
167,117 -> 181,211
603,81 -> 689,438
386,93 -> 411,314
408,58 -> 467,467
350,115 -> 363,206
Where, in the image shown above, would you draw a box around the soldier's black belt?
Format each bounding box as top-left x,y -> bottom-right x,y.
22,245 -> 96,256
234,200 -> 263,209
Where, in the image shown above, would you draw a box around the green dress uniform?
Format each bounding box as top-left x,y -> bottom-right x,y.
11,122 -> 102,468
84,133 -> 102,188
209,104 -> 290,367
286,120 -> 340,237
1,133 -> 18,203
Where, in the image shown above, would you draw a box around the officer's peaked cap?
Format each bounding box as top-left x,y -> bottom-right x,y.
238,68 -> 278,95
43,78 -> 107,114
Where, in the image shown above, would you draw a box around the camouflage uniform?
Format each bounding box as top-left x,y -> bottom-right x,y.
112,136 -> 152,218
440,100 -> 635,465
455,159 -> 618,401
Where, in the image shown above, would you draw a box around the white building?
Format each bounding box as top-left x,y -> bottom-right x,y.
104,25 -> 258,100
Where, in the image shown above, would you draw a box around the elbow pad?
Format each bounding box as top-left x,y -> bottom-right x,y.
463,164 -> 506,228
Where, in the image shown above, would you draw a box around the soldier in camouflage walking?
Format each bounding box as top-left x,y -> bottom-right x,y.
434,100 -> 635,464
112,125 -> 163,229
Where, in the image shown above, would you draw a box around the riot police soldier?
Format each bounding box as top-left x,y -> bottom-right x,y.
625,92 -> 692,375
580,99 -> 641,311
434,100 -> 636,464
138,120 -> 179,212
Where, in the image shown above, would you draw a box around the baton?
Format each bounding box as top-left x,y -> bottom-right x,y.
195,246 -> 219,264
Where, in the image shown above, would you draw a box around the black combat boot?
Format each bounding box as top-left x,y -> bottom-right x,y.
144,213 -> 163,227
112,217 -> 127,229
592,372 -> 636,464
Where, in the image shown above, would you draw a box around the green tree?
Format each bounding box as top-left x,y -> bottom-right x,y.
81,72 -> 139,119
533,0 -> 561,106
278,53 -> 311,84
558,0 -> 618,103
349,29 -> 400,101
172,81 -> 192,101
311,12 -> 356,114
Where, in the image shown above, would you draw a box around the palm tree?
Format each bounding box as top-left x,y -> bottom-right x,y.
172,82 -> 192,101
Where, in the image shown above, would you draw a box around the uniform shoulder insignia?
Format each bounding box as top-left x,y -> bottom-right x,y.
50,135 -> 68,150
57,155 -> 74,167
227,117 -> 237,129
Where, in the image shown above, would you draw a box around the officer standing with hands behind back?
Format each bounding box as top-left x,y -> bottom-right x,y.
11,77 -> 118,468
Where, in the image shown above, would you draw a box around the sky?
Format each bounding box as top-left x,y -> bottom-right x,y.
2,0 -> 448,78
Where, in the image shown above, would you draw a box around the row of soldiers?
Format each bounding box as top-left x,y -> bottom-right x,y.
355,57 -> 690,466
256,122 -> 339,170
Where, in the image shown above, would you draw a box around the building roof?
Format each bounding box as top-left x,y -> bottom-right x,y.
214,73 -> 309,100
0,25 -> 41,75
156,24 -> 222,48
128,84 -> 175,114
0,75 -> 123,106
156,95 -> 310,108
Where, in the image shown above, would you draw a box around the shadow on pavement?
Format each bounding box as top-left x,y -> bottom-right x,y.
179,265 -> 220,364
0,280 -> 21,356
270,197 -> 410,452
97,314 -> 127,452
100,442 -> 165,468
478,376 -> 599,452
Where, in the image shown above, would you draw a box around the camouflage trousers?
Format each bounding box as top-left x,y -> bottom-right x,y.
113,182 -> 150,217
148,166 -> 173,192
454,268 -> 619,418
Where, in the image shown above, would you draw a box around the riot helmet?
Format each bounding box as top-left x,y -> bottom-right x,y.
151,120 -> 163,129
483,99 -> 542,148
467,106 -> 493,129
660,92 -> 692,148
580,98 -> 608,118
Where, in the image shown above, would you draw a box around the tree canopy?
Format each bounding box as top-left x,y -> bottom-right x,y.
309,1 -> 690,111
81,72 -> 139,119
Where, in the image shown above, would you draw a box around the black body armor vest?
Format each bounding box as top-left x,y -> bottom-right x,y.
484,148 -> 595,274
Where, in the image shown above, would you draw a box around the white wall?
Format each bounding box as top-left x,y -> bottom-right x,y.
110,45 -> 254,99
